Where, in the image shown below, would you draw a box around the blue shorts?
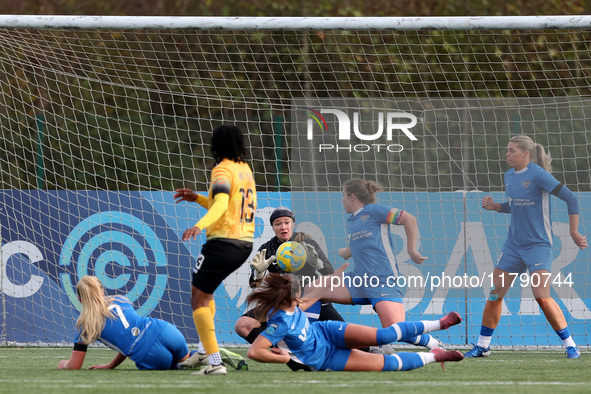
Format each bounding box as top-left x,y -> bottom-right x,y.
345,272 -> 404,307
496,241 -> 553,274
313,321 -> 351,371
135,323 -> 189,370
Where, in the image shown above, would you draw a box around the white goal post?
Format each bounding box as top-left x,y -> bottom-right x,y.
2,15 -> 591,30
0,15 -> 590,349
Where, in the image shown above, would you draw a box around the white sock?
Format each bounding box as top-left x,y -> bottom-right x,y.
418,352 -> 435,365
476,335 -> 492,348
208,352 -> 223,365
426,336 -> 442,350
562,337 -> 576,348
421,320 -> 441,332
197,341 -> 206,354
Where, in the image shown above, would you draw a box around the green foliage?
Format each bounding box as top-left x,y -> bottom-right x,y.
0,0 -> 587,17
1,11 -> 591,191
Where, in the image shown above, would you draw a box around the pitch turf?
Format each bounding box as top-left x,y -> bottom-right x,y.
0,347 -> 588,393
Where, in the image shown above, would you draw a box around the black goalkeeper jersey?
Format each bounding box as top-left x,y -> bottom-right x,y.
248,232 -> 335,287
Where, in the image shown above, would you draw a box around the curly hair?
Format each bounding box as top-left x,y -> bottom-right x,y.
210,125 -> 247,164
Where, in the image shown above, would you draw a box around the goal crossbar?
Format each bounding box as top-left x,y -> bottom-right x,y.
1,15 -> 591,31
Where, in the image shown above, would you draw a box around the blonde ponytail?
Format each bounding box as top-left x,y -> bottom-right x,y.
75,276 -> 116,345
509,135 -> 552,172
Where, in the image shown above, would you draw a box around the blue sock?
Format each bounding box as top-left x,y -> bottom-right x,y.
556,327 -> 571,340
395,333 -> 432,347
412,334 -> 432,347
476,325 -> 495,348
382,353 -> 425,371
480,326 -> 494,337
376,322 -> 425,345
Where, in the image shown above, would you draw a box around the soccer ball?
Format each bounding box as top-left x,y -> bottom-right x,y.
276,241 -> 307,272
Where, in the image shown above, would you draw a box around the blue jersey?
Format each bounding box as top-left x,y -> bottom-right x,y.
261,307 -> 344,371
346,204 -> 402,280
74,297 -> 167,364
504,162 -> 560,247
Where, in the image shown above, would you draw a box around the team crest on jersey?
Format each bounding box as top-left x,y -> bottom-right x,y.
131,327 -> 140,336
266,324 -> 278,335
361,214 -> 370,223
522,180 -> 531,189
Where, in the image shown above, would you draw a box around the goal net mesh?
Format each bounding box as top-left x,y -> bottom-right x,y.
0,18 -> 589,348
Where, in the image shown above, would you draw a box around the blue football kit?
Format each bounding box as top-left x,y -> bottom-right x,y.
74,297 -> 188,370
497,162 -> 579,273
466,162 -> 582,359
260,306 -> 433,371
345,204 -> 405,304
260,307 -> 351,371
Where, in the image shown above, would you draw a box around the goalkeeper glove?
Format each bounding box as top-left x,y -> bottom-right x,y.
251,249 -> 276,275
301,242 -> 323,271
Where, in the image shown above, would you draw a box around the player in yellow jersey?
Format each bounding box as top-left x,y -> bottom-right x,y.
174,125 -> 257,375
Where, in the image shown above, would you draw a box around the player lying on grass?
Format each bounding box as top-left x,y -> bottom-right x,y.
246,272 -> 464,372
58,275 -> 201,370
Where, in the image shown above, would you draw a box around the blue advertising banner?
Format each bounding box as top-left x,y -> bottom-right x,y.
1,190 -> 589,346
0,191 -> 282,345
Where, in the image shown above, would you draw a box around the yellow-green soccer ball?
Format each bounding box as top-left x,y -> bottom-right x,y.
276,241 -> 307,272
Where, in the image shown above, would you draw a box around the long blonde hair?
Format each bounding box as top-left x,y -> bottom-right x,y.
75,276 -> 117,345
510,134 -> 552,172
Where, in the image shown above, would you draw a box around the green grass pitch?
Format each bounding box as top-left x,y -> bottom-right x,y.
0,347 -> 588,393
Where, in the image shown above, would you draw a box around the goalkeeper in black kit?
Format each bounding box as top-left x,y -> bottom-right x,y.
234,207 -> 344,371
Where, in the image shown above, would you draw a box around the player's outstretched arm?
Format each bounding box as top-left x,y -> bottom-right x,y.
246,336 -> 290,364
88,353 -> 127,370
58,349 -> 86,370
251,249 -> 276,273
568,214 -> 587,250
301,242 -> 323,271
338,246 -> 352,260
174,188 -> 209,208
181,193 -> 229,241
301,262 -> 350,305
173,189 -> 198,203
482,196 -> 510,213
398,212 -> 427,265
553,184 -> 587,250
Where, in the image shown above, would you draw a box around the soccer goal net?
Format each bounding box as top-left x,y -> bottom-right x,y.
0,15 -> 590,349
